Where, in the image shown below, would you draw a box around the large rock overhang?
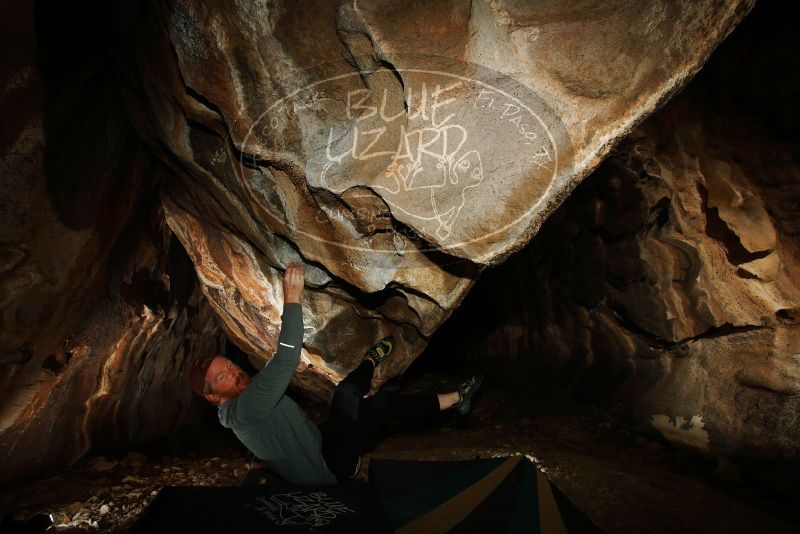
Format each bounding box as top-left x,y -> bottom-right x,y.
113,0 -> 755,398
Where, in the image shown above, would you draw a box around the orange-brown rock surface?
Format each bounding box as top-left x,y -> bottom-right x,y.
5,0 -> 785,489
0,1 -> 225,487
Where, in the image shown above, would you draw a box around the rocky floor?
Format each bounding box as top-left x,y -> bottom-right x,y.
0,423 -> 254,532
1,372 -> 799,532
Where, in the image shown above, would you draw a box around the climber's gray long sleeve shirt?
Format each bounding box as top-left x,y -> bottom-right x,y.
217,303 -> 337,485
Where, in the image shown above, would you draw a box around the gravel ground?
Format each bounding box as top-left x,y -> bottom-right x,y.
2,372 -> 799,532
0,425 -> 254,532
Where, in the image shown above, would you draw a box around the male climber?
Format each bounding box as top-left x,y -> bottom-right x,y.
188,261 -> 483,484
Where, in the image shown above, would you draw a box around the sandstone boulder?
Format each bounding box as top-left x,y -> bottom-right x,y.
115,0 -> 753,397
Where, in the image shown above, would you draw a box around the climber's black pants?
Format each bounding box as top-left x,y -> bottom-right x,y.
319,360 -> 440,481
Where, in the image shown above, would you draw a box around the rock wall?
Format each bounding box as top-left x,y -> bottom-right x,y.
0,0 -> 225,487
423,1 -> 800,461
1,0 -> 776,487
112,0 -> 752,399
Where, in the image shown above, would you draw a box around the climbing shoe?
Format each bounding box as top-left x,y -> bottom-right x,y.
453,374 -> 484,415
365,335 -> 395,367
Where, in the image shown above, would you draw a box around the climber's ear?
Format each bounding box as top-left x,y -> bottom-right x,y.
204,392 -> 221,405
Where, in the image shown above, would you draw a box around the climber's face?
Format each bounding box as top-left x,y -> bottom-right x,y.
203,356 -> 252,404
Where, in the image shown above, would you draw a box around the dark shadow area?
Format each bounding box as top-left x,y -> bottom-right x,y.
34,0 -> 142,233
